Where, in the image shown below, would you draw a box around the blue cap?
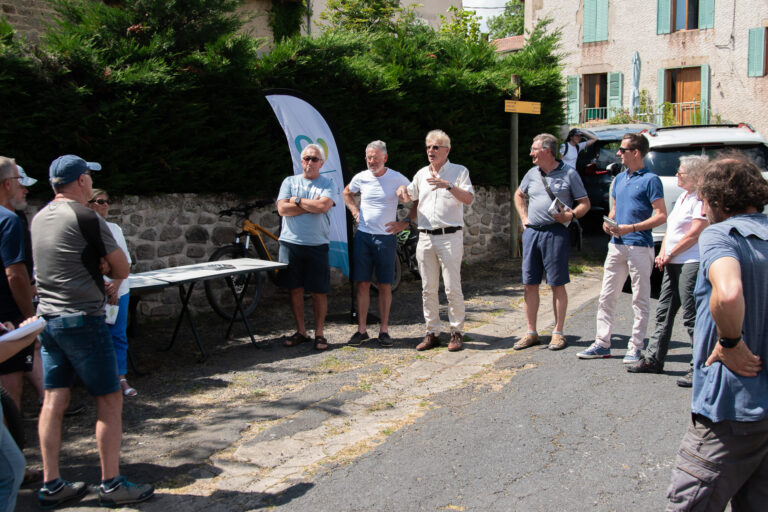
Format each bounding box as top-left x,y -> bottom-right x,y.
49,154 -> 101,186
16,165 -> 37,187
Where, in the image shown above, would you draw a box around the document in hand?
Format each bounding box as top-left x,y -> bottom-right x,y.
0,317 -> 46,343
548,197 -> 572,226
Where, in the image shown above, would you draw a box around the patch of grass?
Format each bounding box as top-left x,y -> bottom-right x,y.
380,366 -> 391,375
367,401 -> 394,412
381,428 -> 394,435
359,381 -> 372,391
252,389 -> 268,397
320,356 -> 342,369
340,345 -> 357,352
569,264 -> 586,274
414,354 -> 427,360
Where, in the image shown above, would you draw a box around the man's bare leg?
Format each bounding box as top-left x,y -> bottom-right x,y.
356,282 -> 371,333
552,285 -> 568,333
524,284 -> 540,333
311,293 -> 328,338
95,390 -> 122,480
288,288 -> 307,336
377,283 -> 392,333
38,388 -> 70,481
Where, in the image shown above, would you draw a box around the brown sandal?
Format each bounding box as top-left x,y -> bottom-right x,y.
314,336 -> 329,351
283,332 -> 309,347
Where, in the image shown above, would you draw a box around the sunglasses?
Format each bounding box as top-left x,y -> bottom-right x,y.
617,147 -> 635,153
302,156 -> 321,163
89,198 -> 110,205
426,145 -> 447,151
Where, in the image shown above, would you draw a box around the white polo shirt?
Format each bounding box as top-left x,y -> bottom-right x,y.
406,160 -> 474,230
665,190 -> 706,264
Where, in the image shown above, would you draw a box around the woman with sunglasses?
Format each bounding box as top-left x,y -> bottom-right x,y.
87,189 -> 136,397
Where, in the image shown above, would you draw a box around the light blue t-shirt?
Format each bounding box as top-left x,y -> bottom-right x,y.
277,174 -> 337,246
610,167 -> 663,247
692,213 -> 768,422
519,161 -> 587,227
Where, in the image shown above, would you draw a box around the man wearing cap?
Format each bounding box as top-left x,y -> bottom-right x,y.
31,155 -> 154,508
559,128 -> 598,171
0,157 -> 36,412
397,129 -> 474,352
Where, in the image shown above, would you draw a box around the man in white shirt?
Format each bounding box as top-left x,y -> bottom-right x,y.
343,141 -> 410,347
397,130 -> 474,352
559,129 -> 597,170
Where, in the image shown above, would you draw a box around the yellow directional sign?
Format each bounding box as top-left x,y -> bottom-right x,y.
504,100 -> 541,115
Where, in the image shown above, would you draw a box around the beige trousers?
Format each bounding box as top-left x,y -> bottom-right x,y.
416,231 -> 465,334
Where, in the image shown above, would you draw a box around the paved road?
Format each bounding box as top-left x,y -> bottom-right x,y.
271,291 -> 693,512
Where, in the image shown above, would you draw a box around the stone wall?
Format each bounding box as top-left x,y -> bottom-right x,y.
26,187 -> 511,320
2,0 -> 57,42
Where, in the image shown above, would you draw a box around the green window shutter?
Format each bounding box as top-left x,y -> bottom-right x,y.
595,0 -> 609,42
607,71 -> 623,119
698,0 -> 715,30
657,0 -> 671,34
567,75 -> 580,124
748,27 -> 766,77
657,68 -> 666,118
583,0 -> 596,43
700,64 -> 710,124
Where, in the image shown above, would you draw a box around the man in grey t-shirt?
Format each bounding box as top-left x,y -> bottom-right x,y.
513,133 -> 590,351
31,155 -> 153,508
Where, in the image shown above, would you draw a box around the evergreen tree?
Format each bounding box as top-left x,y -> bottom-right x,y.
487,0 -> 524,40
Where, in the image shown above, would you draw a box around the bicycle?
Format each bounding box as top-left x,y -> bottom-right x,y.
368,209 -> 420,293
204,200 -> 280,320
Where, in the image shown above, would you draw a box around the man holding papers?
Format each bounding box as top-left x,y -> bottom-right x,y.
513,133 -> 590,351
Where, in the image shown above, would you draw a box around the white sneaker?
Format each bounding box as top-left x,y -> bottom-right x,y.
623,347 -> 642,364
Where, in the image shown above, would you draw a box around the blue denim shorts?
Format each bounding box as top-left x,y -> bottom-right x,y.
39,314 -> 120,396
277,242 -> 331,293
352,231 -> 397,284
522,224 -> 571,286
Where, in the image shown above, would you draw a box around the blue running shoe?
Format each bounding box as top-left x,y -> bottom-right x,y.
577,342 -> 611,359
623,347 -> 642,364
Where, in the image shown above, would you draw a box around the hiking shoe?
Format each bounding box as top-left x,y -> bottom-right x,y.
513,333 -> 539,350
627,357 -> 663,374
577,342 -> 611,359
447,332 -> 463,352
347,331 -> 369,346
416,332 -> 440,351
378,332 -> 393,347
548,333 -> 567,351
98,476 -> 154,507
623,347 -> 642,364
677,367 -> 694,388
39,480 -> 88,509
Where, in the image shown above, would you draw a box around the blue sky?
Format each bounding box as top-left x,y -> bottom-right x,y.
463,0 -> 507,32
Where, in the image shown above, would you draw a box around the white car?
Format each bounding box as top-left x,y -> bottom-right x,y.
610,124 -> 768,245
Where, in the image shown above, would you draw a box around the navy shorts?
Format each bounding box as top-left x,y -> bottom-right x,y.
278,242 -> 331,293
522,224 -> 571,286
39,314 -> 120,396
352,231 -> 397,284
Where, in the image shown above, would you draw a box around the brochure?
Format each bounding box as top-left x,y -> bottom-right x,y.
0,317 -> 46,343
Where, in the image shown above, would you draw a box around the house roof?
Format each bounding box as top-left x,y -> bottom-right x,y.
490,35 -> 525,53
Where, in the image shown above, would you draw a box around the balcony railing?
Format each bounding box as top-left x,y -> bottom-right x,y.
582,107 -> 607,122
633,101 -> 710,126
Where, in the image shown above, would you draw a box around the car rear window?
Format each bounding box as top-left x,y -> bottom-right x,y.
644,144 -> 768,176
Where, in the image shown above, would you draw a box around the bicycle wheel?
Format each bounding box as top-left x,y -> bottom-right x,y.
204,244 -> 265,320
370,254 -> 402,294
253,238 -> 280,285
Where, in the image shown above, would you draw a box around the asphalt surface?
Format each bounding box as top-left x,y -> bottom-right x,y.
270,291 -> 693,512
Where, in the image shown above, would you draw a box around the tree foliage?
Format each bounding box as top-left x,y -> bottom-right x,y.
1,0 -> 564,198
319,0 -> 402,32
487,0 -> 524,40
439,6 -> 482,44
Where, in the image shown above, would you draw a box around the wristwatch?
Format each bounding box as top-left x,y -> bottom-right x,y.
447,183 -> 453,191
294,197 -> 302,206
718,336 -> 741,348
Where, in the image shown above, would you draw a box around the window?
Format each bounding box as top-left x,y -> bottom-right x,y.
657,0 -> 714,34
656,65 -> 710,124
583,0 -> 609,43
673,0 -> 698,31
748,27 -> 767,77
583,73 -> 607,121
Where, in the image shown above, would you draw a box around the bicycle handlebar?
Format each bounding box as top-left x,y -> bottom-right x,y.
218,199 -> 274,217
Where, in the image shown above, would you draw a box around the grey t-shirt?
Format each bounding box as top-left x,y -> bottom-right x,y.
520,162 -> 588,227
31,200 -> 120,317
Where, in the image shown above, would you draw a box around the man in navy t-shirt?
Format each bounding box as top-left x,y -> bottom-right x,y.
666,155 -> 768,511
578,133 -> 667,362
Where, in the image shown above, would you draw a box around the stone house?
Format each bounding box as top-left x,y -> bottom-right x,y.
524,0 -> 768,136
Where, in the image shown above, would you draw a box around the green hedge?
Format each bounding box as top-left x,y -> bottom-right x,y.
0,1 -> 564,199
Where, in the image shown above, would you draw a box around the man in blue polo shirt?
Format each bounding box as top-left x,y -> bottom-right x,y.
513,133 -> 590,351
666,155 -> 768,511
578,133 -> 666,362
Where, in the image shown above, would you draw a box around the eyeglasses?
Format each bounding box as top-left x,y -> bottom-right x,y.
6,176 -> 23,182
88,198 -> 110,205
426,145 -> 447,151
617,147 -> 634,153
302,156 -> 321,163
